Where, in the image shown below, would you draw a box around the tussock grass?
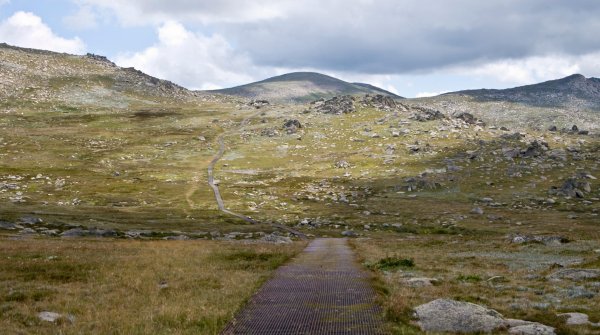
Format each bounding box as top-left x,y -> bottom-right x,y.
0,238 -> 305,334
351,235 -> 600,334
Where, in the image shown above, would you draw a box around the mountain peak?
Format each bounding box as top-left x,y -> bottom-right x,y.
448,73 -> 600,109
211,72 -> 403,103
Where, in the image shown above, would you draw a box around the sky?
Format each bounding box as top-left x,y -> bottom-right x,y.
1,0 -> 599,98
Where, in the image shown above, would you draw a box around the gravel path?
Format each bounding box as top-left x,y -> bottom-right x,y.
206,115 -> 306,238
221,238 -> 387,334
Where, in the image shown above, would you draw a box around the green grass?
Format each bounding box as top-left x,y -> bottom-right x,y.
368,257 -> 415,271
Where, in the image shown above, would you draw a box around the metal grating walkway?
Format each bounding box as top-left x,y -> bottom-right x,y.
221,238 -> 387,334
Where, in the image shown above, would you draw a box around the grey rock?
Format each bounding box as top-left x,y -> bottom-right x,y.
405,277 -> 439,287
413,299 -> 505,333
509,234 -> 568,246
558,312 -> 590,325
548,269 -> 600,281
41,229 -> 59,236
249,99 -> 269,109
38,311 -> 62,322
341,230 -> 357,237
550,176 -> 592,198
508,323 -> 555,335
261,233 -> 292,244
89,229 -> 118,237
19,216 -> 43,224
335,160 -> 351,169
60,228 -> 87,237
452,112 -> 478,124
312,96 -> 355,115
163,235 -> 190,240
283,119 -> 302,134
522,140 -> 548,158
547,149 -> 567,161
471,207 -> 484,215
412,106 -> 445,121
20,227 -> 36,234
505,319 -> 537,328
0,220 -> 16,230
563,286 -> 595,299
361,94 -> 397,110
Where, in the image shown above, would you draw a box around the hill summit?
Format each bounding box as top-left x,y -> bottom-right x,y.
450,74 -> 600,109
210,72 -> 402,103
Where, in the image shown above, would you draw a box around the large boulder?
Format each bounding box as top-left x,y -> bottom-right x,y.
361,94 -> 397,110
413,299 -> 505,333
453,111 -> 485,125
283,119 -> 302,134
311,96 -> 355,115
411,106 -> 445,121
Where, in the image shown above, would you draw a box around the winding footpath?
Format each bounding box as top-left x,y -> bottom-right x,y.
221,238 -> 387,334
206,116 -> 306,237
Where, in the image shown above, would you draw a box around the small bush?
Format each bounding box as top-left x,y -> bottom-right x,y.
369,257 -> 415,271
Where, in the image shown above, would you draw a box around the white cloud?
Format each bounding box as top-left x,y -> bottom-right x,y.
415,91 -> 448,98
63,5 -> 98,30
75,1 -> 600,76
0,11 -> 85,53
75,0 -> 292,25
114,21 -> 258,90
453,52 -> 600,86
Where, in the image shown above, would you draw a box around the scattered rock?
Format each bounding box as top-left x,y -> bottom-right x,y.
19,216 -> 43,224
335,160 -> 351,169
413,299 -> 505,333
163,235 -> 190,240
0,220 -> 16,230
509,234 -> 569,246
453,111 -> 486,125
405,277 -> 439,287
547,269 -> 600,281
550,176 -> 593,198
311,96 -> 355,114
501,132 -> 525,141
412,106 -> 445,121
562,285 -> 595,299
522,140 -> 548,158
60,228 -> 87,237
361,94 -> 397,110
249,99 -> 269,109
261,233 -> 292,244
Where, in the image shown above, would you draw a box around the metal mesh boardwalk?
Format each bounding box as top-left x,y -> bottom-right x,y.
221,238 -> 387,334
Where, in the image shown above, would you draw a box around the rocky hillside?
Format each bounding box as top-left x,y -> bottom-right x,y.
0,43 -> 200,109
448,74 -> 600,110
210,72 -> 403,103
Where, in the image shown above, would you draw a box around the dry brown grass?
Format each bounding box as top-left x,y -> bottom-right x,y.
0,238 -> 305,334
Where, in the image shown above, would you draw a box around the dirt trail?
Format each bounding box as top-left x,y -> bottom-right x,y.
221,238 -> 387,334
206,113 -> 306,237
